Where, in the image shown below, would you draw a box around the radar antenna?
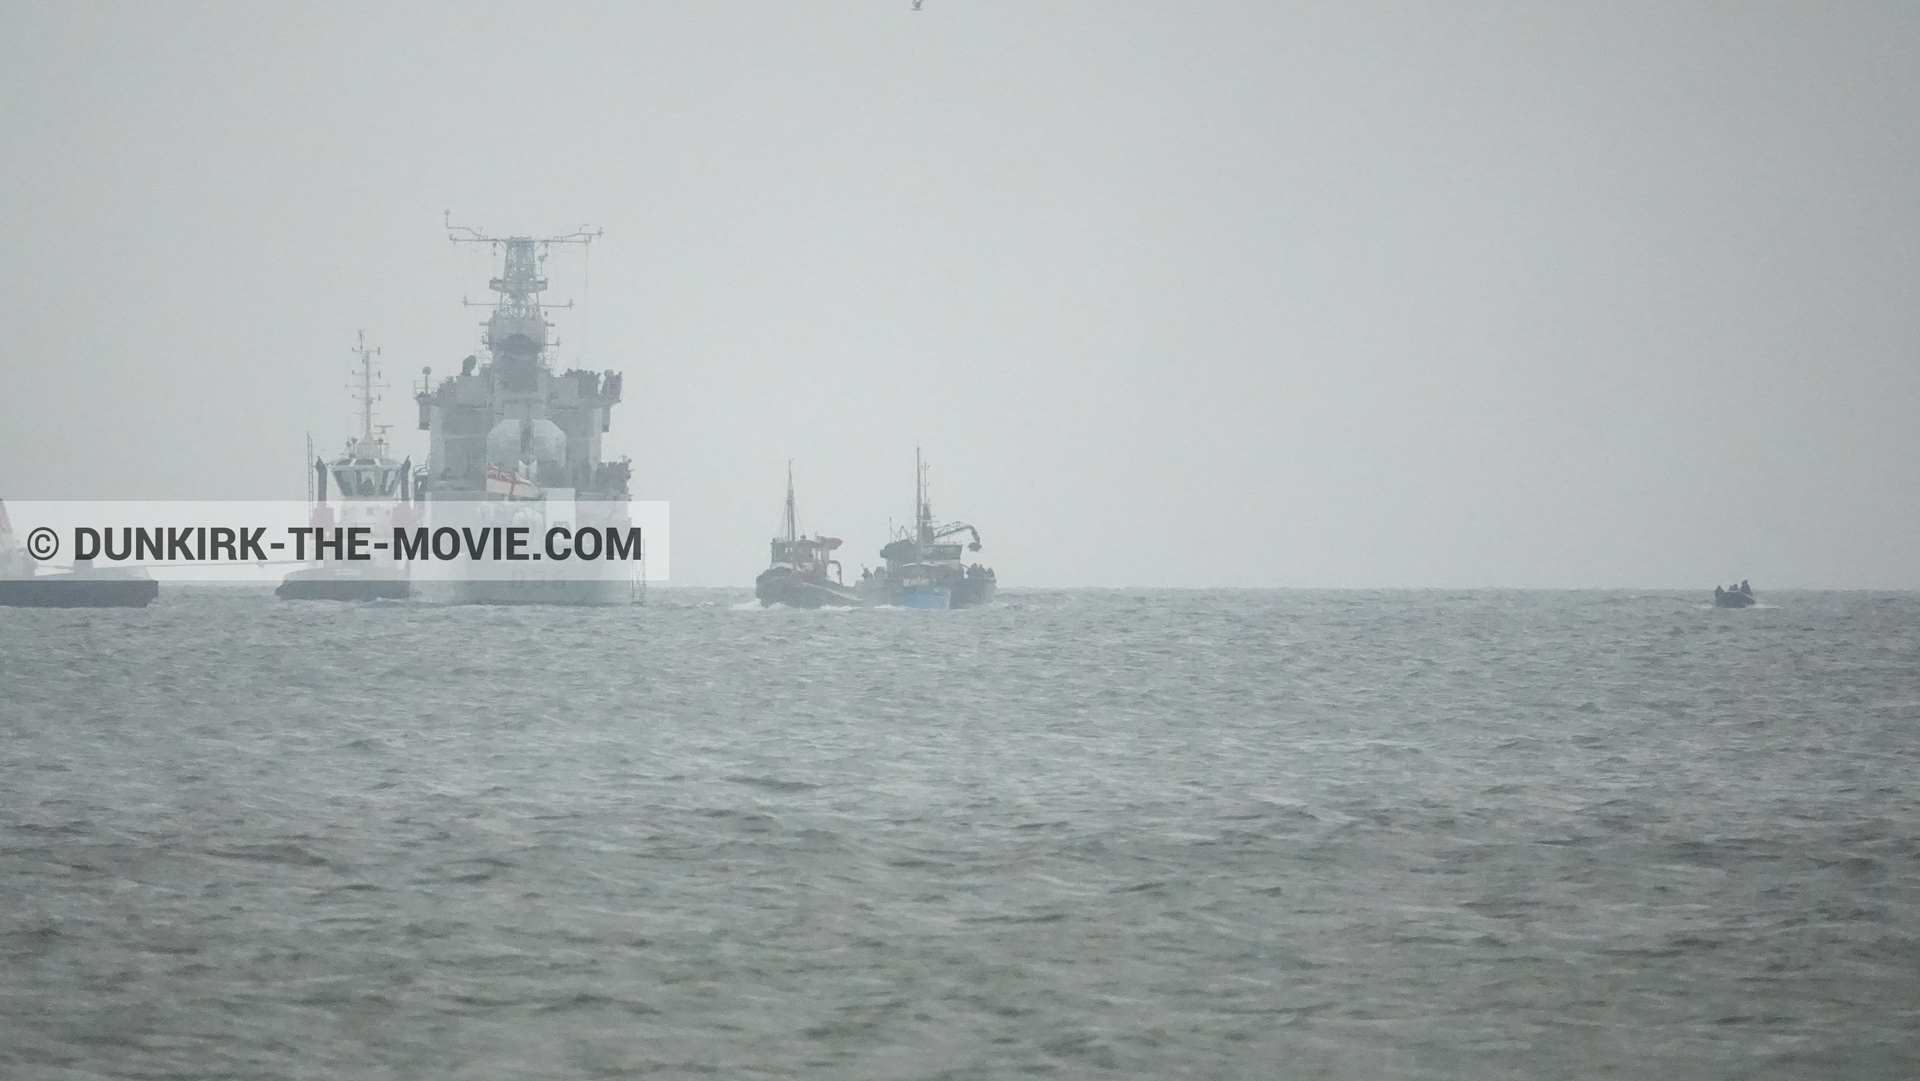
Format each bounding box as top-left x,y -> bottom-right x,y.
444,210 -> 602,248
443,211 -> 602,316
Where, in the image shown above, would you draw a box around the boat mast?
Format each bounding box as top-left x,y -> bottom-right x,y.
916,446 -> 934,546
784,461 -> 798,543
350,330 -> 383,452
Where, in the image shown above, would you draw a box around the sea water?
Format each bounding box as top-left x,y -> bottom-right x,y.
2,589 -> 1916,1079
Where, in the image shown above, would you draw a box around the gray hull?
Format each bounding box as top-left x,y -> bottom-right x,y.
0,575 -> 158,608
755,569 -> 859,608
277,566 -> 410,601
951,575 -> 996,609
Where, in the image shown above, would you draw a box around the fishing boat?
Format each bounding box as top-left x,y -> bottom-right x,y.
859,450 -> 995,610
1713,580 -> 1757,608
754,465 -> 857,608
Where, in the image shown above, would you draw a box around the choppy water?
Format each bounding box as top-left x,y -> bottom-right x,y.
2,588 -> 1917,1079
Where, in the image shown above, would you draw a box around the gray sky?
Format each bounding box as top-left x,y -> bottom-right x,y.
2,1 -> 1916,587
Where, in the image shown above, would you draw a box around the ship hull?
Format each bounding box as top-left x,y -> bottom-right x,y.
755,568 -> 859,608
952,575 -> 996,608
276,566 -> 410,602
860,566 -> 994,609
894,585 -> 950,610
0,575 -> 158,608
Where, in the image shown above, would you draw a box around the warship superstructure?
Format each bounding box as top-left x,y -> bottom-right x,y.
859,450 -> 995,609
755,465 -> 857,607
412,218 -> 636,604
277,332 -> 412,601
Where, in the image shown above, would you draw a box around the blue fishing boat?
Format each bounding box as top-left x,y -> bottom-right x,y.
859,450 -> 995,609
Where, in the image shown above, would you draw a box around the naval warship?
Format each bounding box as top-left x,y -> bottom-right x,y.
858,450 -> 995,609
755,465 -> 857,607
277,332 -> 413,601
411,217 -> 636,605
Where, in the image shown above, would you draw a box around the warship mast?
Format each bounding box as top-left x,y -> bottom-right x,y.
444,212 -> 601,372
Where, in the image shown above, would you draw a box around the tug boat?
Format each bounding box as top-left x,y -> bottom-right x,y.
754,465 -> 858,608
858,450 -> 995,610
277,332 -> 413,601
